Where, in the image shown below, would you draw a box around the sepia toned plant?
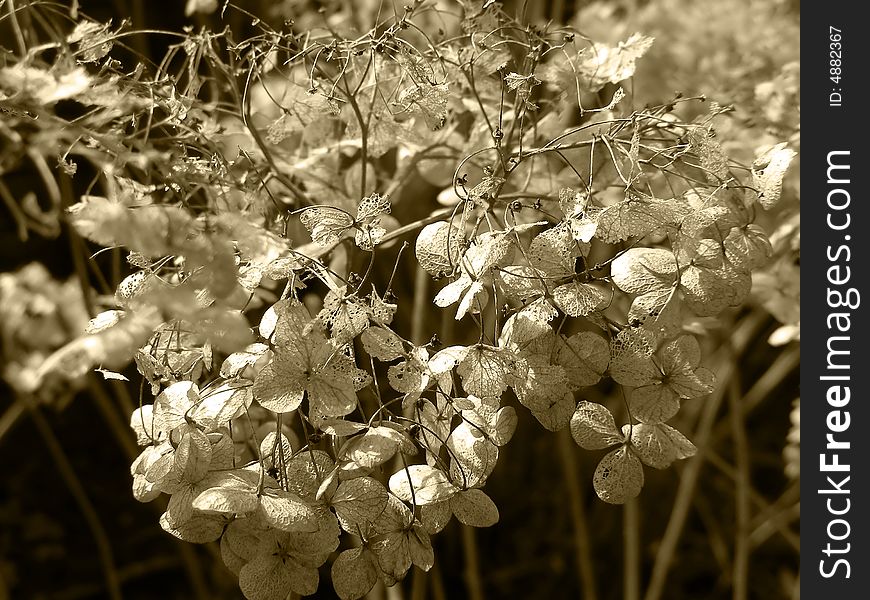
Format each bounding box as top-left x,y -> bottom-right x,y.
1,0 -> 797,598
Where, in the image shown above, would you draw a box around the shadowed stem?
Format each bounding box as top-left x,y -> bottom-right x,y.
411,265 -> 429,345
5,0 -> 27,57
25,398 -> 124,600
727,374 -> 750,600
556,429 -> 599,600
429,560 -> 448,600
623,497 -> 641,600
710,345 -> 800,443
87,378 -> 211,600
705,451 -> 799,552
461,524 -> 485,600
643,312 -> 767,600
410,568 -> 427,600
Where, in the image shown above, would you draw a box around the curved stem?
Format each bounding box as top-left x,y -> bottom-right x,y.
728,375 -> 750,600
5,0 -> 27,57
556,429 -> 599,600
461,524 -> 485,600
623,497 -> 641,600
26,400 -> 124,600
643,312 -> 767,600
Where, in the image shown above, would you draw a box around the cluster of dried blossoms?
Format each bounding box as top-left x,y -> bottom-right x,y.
1,1 -> 795,597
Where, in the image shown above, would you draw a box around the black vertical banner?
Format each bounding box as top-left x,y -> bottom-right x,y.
802,4 -> 868,597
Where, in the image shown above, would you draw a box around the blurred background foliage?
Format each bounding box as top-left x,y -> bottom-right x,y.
0,0 -> 798,599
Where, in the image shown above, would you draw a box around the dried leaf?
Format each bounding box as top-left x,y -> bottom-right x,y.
331,547 -> 380,600
595,196 -> 683,244
449,489 -> 499,527
192,381 -> 252,430
361,327 -> 405,361
593,445 -> 644,504
529,390 -> 577,432
752,143 -> 796,209
389,465 -> 458,505
220,343 -> 269,379
193,486 -> 258,515
300,207 -> 354,246
344,427 -> 404,469
570,401 -> 624,450
557,332 -> 610,389
528,224 -> 582,279
239,545 -> 319,600
416,221 -> 463,278
630,384 -> 680,424
608,328 -> 659,387
419,501 -> 453,534
628,423 -> 696,469
331,477 -> 389,532
457,345 -> 518,399
575,33 -> 654,92
553,281 -> 606,317
447,422 -> 498,488
258,489 -> 319,533
489,406 -> 517,446
285,450 -> 335,500
174,428 -> 212,483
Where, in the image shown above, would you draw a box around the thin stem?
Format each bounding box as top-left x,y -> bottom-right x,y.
705,451 -> 800,553
26,400 -> 124,600
713,344 -> 800,440
727,375 -> 750,600
59,174 -> 96,317
88,377 -> 139,460
556,429 -> 599,600
623,497 -> 641,600
643,312 -> 767,600
429,560 -> 448,600
5,0 -> 27,57
461,524 -> 485,600
410,265 -> 428,345
0,401 -> 25,446
0,177 -> 29,240
749,502 -> 799,550
410,569 -> 427,600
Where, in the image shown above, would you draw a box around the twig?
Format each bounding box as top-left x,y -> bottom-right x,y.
85,331 -> 210,596
411,265 -> 428,345
643,312 -> 767,600
88,380 -> 210,600
5,0 -> 27,57
386,581 -> 405,600
59,174 -> 96,318
0,177 -> 29,240
556,429 -> 599,600
790,573 -> 800,600
749,502 -> 800,550
691,491 -> 732,575
0,401 -> 25,447
172,543 -> 212,600
88,376 -> 138,459
624,497 -> 641,600
727,375 -> 750,600
461,524 -> 485,600
705,451 -> 800,553
410,569 -> 427,600
748,481 -> 800,531
25,399 -> 124,600
429,560 -> 448,600
366,580 -> 387,600
52,555 -> 180,600
710,345 -> 800,443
